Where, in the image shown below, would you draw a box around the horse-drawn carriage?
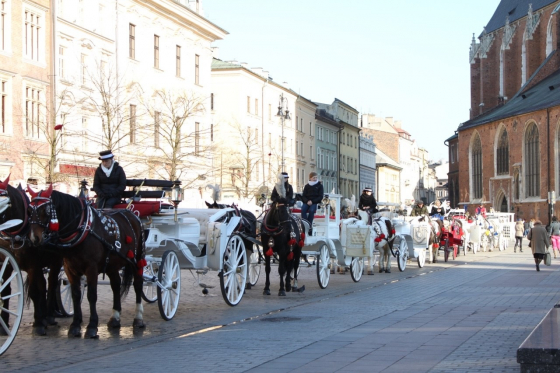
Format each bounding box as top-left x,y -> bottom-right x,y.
389,215 -> 431,270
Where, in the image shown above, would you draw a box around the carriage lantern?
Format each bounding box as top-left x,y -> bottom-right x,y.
171,180 -> 183,222
78,179 -> 89,200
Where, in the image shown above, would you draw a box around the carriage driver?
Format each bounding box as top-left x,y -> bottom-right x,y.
410,200 -> 429,216
359,187 -> 378,214
92,150 -> 126,209
271,172 -> 295,206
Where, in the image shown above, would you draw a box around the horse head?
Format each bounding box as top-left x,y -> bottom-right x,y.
27,185 -> 64,246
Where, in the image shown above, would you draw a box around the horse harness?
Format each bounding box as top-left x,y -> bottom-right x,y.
0,187 -> 34,250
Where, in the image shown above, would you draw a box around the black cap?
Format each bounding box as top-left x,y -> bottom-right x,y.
98,150 -> 114,160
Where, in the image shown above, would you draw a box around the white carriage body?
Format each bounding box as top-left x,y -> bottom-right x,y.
391,216 -> 430,259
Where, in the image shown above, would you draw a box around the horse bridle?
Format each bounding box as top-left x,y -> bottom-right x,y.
0,187 -> 30,249
262,203 -> 292,236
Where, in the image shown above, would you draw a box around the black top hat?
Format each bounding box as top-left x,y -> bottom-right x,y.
98,150 -> 114,160
281,172 -> 289,178
363,187 -> 372,192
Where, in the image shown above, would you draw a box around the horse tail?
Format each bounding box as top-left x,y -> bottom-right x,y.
120,260 -> 134,299
120,211 -> 143,299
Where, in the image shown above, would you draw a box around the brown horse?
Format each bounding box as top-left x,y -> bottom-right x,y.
0,175 -> 63,336
27,185 -> 145,338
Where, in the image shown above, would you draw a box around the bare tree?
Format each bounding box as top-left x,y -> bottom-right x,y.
143,88 -> 212,185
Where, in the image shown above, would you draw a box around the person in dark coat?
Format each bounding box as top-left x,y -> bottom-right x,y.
358,187 -> 378,214
410,200 -> 429,216
430,200 -> 446,218
92,150 -> 126,209
271,172 -> 294,206
527,219 -> 551,271
301,172 -> 324,234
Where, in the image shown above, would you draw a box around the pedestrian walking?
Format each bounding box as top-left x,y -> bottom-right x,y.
514,218 -> 524,253
548,216 -> 560,258
527,219 -> 551,271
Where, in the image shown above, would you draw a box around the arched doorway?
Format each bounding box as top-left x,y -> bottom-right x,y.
499,194 -> 508,212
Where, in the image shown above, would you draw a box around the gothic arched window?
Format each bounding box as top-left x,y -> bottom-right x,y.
525,123 -> 540,197
472,134 -> 483,199
497,129 -> 509,175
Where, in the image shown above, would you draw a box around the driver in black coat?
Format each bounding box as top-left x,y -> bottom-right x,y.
92,150 -> 126,209
358,187 -> 378,214
271,172 -> 294,206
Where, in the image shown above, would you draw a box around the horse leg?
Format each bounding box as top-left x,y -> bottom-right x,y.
25,267 -> 48,336
431,244 -> 438,264
263,254 -> 271,295
106,270 -> 122,329
84,269 -> 99,339
385,247 -> 391,273
67,272 -> 83,338
378,248 -> 385,273
45,262 -> 61,326
132,269 -> 145,328
278,257 -> 286,296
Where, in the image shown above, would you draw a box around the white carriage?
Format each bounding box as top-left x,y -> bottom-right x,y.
389,215 -> 429,271
299,194 -> 377,288
109,180 -> 249,321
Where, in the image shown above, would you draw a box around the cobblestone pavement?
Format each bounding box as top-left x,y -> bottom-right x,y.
2,243 -> 558,372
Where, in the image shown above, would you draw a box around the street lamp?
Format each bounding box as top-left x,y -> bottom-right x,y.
276,93 -> 291,172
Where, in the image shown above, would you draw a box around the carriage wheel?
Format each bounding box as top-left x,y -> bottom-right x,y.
220,235 -> 247,307
396,236 -> 408,272
316,244 -> 330,289
417,248 -> 426,268
56,272 -> 85,317
248,249 -> 261,287
141,260 -> 159,303
157,250 -> 181,320
350,257 -> 364,282
0,248 -> 24,356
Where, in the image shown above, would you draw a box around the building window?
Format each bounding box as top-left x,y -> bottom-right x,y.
154,35 -> 159,68
81,54 -> 87,85
471,134 -> 482,199
255,98 -> 258,116
1,80 -> 6,133
25,87 -> 41,138
154,111 -> 160,148
194,54 -> 200,85
1,0 -> 6,51
210,123 -> 213,142
129,24 -> 135,59
210,93 -> 214,110
255,128 -> 259,144
58,46 -> 65,79
195,122 -> 200,155
24,10 -> 41,61
496,128 -> 509,175
247,96 -> 250,113
268,104 -> 271,120
176,45 -> 181,77
129,104 -> 136,143
525,123 -> 540,197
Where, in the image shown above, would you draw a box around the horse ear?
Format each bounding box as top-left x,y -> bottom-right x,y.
205,201 -> 212,208
27,185 -> 39,199
42,184 -> 54,198
0,173 -> 10,189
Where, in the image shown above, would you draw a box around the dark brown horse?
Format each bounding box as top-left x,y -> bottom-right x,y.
259,198 -> 304,296
27,185 -> 145,338
0,175 -> 63,335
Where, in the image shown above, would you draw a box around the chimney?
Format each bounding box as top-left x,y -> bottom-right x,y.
394,120 -> 402,129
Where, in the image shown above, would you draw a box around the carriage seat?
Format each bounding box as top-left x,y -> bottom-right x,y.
113,179 -> 174,217
518,307 -> 560,371
113,201 -> 163,218
292,208 -> 336,220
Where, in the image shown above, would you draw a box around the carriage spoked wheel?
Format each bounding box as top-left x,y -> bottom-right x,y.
220,234 -> 247,307
396,235 -> 408,272
141,260 -> 159,303
157,250 -> 181,320
248,249 -> 261,287
350,257 -> 364,282
56,272 -> 85,317
316,244 -> 331,289
0,247 -> 24,356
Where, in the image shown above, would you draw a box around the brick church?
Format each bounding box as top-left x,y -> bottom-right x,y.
454,0 -> 560,222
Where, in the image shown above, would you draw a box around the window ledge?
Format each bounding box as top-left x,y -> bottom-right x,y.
490,175 -> 512,180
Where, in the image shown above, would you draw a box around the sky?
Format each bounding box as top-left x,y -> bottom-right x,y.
203,0 -> 502,162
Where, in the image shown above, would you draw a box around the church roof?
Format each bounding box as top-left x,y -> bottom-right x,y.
484,0 -> 557,34
459,51 -> 560,130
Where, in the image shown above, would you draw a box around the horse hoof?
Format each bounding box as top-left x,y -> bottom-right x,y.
68,326 -> 81,338
263,289 -> 271,295
133,318 -> 146,328
246,283 -> 252,290
33,326 -> 47,336
297,285 -> 306,293
385,269 -> 391,273
286,285 -> 292,292
379,269 -> 384,273
278,290 -> 286,296
107,317 -> 121,329
85,327 -> 99,339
